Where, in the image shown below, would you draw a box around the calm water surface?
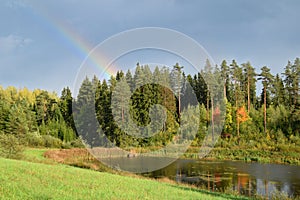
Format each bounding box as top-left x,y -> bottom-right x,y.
103,157 -> 300,198
142,159 -> 300,198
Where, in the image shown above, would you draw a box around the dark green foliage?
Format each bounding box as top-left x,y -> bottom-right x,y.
259,66 -> 274,134
187,73 -> 207,105
242,62 -> 256,112
272,74 -> 286,106
59,87 -> 77,135
74,77 -> 102,148
0,57 -> 300,153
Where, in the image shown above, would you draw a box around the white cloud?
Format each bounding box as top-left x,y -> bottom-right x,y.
5,0 -> 29,9
0,34 -> 33,54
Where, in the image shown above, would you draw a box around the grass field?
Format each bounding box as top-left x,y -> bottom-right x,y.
0,151 -> 249,200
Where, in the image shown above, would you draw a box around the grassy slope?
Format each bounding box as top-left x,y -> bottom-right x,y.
0,156 -> 248,200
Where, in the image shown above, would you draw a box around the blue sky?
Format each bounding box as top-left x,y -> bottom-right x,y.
0,0 -> 299,95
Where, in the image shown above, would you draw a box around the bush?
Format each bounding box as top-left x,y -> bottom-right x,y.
0,134 -> 24,159
42,135 -> 63,148
289,134 -> 300,146
61,142 -> 72,149
70,138 -> 85,148
23,132 -> 45,147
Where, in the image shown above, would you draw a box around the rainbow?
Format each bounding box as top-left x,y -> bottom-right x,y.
30,5 -> 117,80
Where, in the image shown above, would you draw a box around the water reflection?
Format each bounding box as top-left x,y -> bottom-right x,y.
140,159 -> 300,198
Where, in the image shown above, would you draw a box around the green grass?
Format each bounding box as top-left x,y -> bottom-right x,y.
0,157 -> 248,200
23,148 -> 48,161
22,148 -> 57,165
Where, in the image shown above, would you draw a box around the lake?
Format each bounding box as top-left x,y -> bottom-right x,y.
142,159 -> 300,198
102,156 -> 300,198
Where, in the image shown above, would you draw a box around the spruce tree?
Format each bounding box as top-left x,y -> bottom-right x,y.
170,63 -> 184,120
273,74 -> 286,106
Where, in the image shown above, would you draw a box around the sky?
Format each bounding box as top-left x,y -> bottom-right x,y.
0,0 -> 300,95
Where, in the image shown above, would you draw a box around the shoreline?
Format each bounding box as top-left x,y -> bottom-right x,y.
182,147 -> 300,166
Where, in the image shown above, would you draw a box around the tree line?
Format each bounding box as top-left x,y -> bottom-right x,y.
0,58 -> 299,150
74,58 -> 300,148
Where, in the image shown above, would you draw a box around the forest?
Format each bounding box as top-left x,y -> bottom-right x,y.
0,58 -> 300,161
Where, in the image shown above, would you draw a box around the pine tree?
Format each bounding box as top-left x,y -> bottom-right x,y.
242,62 -> 256,112
220,60 -> 230,101
230,60 -> 244,139
291,58 -> 300,133
258,66 -> 274,135
283,61 -> 294,107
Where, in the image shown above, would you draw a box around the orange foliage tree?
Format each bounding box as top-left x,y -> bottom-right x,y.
236,106 -> 249,140
237,106 -> 248,123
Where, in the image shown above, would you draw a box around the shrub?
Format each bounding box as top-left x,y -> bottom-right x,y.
289,134 -> 300,146
70,138 -> 85,148
23,132 -> 45,147
0,134 -> 24,159
42,135 -> 63,148
61,142 -> 72,149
